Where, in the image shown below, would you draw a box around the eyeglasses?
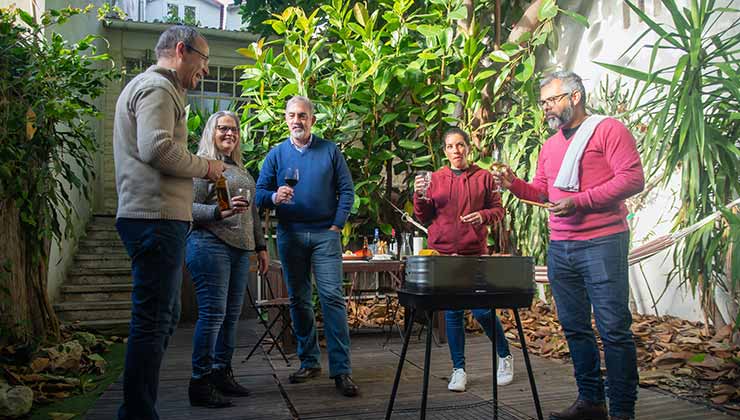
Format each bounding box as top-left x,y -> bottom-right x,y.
217,125 -> 239,134
185,43 -> 209,62
538,92 -> 571,108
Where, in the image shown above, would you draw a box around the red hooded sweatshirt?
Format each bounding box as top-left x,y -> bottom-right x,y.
414,165 -> 504,255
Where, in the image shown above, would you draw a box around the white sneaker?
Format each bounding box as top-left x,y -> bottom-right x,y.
497,355 -> 514,386
448,368 -> 467,392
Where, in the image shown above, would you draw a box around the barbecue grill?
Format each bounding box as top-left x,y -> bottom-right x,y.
385,255 -> 543,420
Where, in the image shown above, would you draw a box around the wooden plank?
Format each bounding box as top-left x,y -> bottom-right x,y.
87,321 -> 738,420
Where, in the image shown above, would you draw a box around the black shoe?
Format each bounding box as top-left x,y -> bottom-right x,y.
333,374 -> 359,397
212,366 -> 250,397
610,417 -> 633,420
549,399 -> 607,420
288,367 -> 322,384
188,375 -> 234,408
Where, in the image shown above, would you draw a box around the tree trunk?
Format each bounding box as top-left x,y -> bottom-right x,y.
0,198 -> 60,345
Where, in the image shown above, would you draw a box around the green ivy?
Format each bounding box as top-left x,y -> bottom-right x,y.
0,6 -> 118,260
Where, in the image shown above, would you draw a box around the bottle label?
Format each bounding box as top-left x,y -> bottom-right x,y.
216,177 -> 231,211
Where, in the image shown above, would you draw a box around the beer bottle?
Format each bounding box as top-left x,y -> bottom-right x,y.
215,174 -> 231,211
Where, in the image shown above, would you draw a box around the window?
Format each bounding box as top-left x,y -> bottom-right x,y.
184,6 -> 196,25
166,3 -> 179,19
123,58 -> 248,119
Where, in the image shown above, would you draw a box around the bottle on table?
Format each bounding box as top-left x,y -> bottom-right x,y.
360,236 -> 372,258
370,228 -> 380,255
389,228 -> 397,258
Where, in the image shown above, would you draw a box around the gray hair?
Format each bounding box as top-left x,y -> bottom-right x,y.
155,26 -> 202,59
197,111 -> 242,166
285,96 -> 315,115
540,71 -> 586,108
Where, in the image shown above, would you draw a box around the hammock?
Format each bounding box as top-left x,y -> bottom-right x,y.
534,197 -> 740,284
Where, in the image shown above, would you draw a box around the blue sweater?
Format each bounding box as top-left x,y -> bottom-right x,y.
255,136 -> 355,231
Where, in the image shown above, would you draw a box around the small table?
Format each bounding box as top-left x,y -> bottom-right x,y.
343,259 -> 405,334
342,259 -> 405,289
385,290 -> 544,420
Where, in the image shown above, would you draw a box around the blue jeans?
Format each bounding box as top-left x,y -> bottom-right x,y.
186,229 -> 251,378
547,231 -> 637,418
446,309 -> 510,370
277,228 -> 351,377
116,218 -> 189,420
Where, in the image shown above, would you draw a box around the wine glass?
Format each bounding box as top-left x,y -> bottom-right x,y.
416,171 -> 432,201
491,148 -> 505,193
284,168 -> 299,204
233,187 -> 251,229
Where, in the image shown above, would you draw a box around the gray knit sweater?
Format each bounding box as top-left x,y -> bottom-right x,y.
191,162 -> 266,251
113,65 -> 210,221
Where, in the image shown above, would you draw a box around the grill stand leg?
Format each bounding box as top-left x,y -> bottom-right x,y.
492,308 -> 498,420
420,310 -> 434,420
385,307 -> 416,420
513,309 -> 543,420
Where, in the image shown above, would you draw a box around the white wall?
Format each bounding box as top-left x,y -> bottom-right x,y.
225,5 -> 241,31
547,0 -> 739,322
0,0 -> 44,16
43,0 -> 110,302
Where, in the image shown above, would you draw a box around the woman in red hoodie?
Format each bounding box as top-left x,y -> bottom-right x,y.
413,127 -> 513,392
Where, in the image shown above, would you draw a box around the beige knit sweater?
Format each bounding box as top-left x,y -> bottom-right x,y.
113,65 -> 209,221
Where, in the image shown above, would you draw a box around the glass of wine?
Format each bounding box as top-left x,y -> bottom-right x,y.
284,167 -> 299,204
416,171 -> 432,201
233,187 -> 251,229
491,148 -> 506,193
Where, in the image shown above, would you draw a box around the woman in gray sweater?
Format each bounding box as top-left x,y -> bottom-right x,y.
186,111 -> 270,408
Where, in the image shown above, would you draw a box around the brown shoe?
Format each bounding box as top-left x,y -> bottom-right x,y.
288,367 -> 322,384
549,399 -> 607,420
333,374 -> 359,397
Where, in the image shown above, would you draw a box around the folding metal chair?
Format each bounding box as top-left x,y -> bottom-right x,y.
244,264 -> 294,365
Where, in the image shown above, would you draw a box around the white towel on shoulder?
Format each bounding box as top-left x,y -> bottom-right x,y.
553,115 -> 609,192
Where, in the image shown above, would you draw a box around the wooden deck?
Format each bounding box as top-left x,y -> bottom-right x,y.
86,320 -> 738,420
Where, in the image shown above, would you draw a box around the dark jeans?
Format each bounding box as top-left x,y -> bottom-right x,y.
277,228 -> 351,377
186,229 -> 251,378
446,309 -> 510,370
116,218 -> 189,420
547,231 -> 638,418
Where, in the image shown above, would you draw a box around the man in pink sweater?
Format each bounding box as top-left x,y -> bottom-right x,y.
495,71 -> 644,420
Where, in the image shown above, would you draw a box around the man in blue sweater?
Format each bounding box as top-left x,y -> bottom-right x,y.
256,96 -> 358,397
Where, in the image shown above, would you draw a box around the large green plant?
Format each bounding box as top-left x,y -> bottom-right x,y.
0,6 -> 117,343
597,0 -> 740,322
236,0 -> 576,262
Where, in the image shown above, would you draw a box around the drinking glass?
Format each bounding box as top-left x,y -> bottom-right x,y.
490,148 -> 506,193
416,171 -> 432,201
284,168 -> 299,204
400,232 -> 413,257
233,187 -> 251,229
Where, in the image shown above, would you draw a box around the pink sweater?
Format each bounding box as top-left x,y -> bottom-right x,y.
509,117 -> 644,241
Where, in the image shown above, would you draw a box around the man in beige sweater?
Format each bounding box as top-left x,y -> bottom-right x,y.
113,26 -> 224,420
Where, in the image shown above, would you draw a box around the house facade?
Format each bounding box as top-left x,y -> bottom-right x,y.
117,0 -> 243,31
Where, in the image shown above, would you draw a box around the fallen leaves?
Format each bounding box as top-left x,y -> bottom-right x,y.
0,326 -> 123,408
462,300 -> 740,412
